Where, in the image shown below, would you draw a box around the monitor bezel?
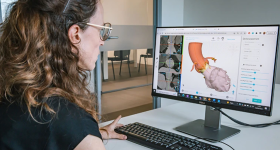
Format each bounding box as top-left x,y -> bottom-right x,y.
151,24 -> 279,116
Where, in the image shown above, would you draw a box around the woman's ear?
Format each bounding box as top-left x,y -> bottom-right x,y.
68,24 -> 81,44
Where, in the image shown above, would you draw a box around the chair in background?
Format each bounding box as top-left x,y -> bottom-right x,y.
108,50 -> 131,80
138,48 -> 153,74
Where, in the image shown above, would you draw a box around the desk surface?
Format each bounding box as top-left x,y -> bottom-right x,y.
100,84 -> 280,150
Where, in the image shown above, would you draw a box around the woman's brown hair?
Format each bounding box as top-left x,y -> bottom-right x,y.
0,0 -> 99,121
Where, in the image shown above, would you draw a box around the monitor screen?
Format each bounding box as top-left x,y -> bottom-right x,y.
152,25 -> 279,116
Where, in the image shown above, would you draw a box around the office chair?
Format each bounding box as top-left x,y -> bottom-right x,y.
108,50 -> 131,80
138,48 -> 153,74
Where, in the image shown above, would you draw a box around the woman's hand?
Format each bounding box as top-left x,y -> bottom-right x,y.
99,115 -> 127,140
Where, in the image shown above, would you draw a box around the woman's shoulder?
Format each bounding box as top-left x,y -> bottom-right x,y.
46,96 -> 98,127
47,96 -> 93,119
46,96 -> 102,149
0,96 -> 101,149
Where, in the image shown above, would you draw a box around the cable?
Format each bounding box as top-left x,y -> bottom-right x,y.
193,107 -> 280,149
195,137 -> 234,150
213,107 -> 280,128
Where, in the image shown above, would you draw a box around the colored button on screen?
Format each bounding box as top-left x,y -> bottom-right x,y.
252,98 -> 262,103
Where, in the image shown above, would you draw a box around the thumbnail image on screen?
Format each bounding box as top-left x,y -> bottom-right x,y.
160,35 -> 183,54
157,72 -> 180,92
158,54 -> 182,73
157,53 -> 182,92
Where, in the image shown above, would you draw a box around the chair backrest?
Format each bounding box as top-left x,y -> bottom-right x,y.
114,50 -> 130,59
147,48 -> 153,56
122,50 -> 130,57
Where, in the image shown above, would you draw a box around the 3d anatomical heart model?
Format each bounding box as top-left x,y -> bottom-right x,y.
188,42 -> 231,92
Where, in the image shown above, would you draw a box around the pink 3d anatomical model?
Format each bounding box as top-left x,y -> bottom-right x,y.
188,42 -> 231,92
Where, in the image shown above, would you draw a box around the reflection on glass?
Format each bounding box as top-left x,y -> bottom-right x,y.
102,49 -> 153,92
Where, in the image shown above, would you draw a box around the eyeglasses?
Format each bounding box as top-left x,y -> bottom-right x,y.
86,23 -> 113,41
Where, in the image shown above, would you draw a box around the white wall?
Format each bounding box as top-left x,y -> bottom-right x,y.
183,0 -> 280,84
102,0 -> 154,65
161,0 -> 184,27
183,0 -> 280,26
102,0 -> 153,26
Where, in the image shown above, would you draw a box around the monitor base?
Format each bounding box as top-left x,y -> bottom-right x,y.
175,119 -> 240,142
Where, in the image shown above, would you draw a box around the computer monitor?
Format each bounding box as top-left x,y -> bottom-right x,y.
152,25 -> 279,141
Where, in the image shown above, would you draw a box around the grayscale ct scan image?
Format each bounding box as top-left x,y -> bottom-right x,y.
157,73 -> 180,92
158,54 -> 182,73
160,35 -> 183,54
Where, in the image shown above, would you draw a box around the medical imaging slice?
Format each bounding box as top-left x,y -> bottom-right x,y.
158,54 -> 182,73
160,35 -> 183,54
160,36 -> 169,53
157,72 -> 180,92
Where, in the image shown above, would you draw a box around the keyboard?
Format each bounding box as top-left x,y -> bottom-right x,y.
115,122 -> 222,150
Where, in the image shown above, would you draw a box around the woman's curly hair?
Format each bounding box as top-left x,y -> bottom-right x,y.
0,0 -> 99,121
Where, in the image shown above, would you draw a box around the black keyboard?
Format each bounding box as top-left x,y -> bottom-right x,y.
115,122 -> 223,150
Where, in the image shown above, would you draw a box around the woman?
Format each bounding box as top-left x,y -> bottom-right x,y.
0,0 -> 126,149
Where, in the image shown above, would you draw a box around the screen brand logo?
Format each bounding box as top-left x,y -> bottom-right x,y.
199,101 -> 205,105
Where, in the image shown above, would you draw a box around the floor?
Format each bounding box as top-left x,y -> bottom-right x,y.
101,62 -> 154,122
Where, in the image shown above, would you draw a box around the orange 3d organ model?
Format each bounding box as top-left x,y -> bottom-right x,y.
188,42 -> 231,92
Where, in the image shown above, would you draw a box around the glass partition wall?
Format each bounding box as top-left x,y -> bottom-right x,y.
101,49 -> 153,92
96,0 -> 154,121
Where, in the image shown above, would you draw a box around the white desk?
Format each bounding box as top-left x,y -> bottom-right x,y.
100,84 -> 280,150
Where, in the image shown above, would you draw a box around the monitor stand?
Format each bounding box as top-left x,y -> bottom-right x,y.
175,106 -> 240,142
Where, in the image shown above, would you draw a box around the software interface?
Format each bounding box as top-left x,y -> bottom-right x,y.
153,26 -> 279,111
